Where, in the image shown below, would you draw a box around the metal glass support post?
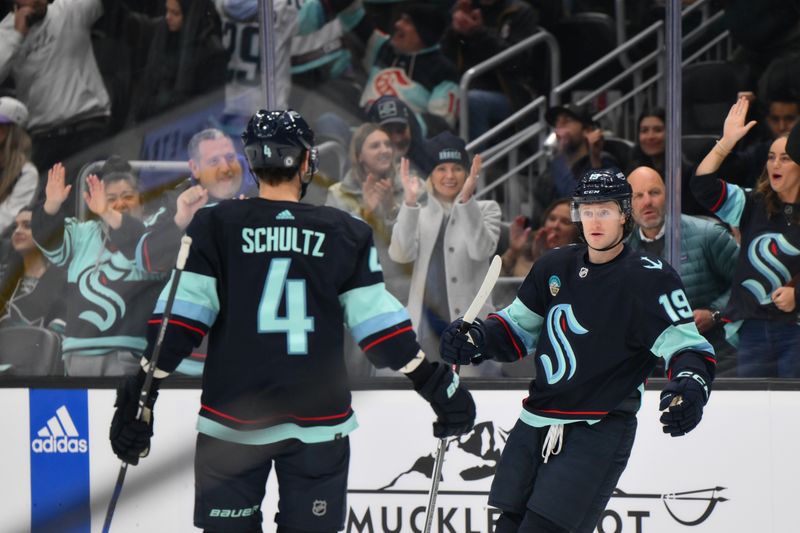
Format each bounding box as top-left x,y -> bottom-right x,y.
665,0 -> 682,269
259,0 -> 277,109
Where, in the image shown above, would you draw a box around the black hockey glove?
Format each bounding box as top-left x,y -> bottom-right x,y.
659,371 -> 710,437
110,370 -> 160,465
439,318 -> 487,366
416,362 -> 476,438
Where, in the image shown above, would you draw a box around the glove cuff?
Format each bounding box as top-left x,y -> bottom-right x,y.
406,357 -> 435,390
673,370 -> 710,402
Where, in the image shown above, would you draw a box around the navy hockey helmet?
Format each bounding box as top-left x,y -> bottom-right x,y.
571,167 -> 634,242
242,109 -> 318,175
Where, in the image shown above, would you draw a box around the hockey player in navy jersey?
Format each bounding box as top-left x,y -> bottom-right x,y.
109,109 -> 475,533
440,167 -> 717,533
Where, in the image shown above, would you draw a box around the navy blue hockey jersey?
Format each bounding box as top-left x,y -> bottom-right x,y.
146,198 -> 420,444
482,244 -> 716,427
691,172 -> 800,322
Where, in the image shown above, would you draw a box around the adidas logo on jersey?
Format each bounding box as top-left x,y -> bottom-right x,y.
276,210 -> 295,220
31,405 -> 88,454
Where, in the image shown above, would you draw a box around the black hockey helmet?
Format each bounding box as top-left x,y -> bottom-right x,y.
242,109 -> 318,175
571,167 -> 634,243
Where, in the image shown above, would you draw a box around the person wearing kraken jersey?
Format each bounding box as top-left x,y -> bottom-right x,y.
31,158 -> 166,376
692,96 -> 800,378
108,109 -> 475,533
213,0 -> 363,134
109,128 -> 254,276
439,167 -> 717,533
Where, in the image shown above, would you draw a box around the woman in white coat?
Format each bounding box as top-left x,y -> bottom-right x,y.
390,131 -> 502,377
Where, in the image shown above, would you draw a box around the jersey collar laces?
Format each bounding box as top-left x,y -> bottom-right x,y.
541,424 -> 564,463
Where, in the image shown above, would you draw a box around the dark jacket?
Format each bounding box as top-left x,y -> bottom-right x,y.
441,0 -> 540,107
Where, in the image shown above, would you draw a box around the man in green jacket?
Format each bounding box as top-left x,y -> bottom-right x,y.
627,166 -> 740,375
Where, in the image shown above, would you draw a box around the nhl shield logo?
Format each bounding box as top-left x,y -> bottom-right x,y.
548,275 -> 561,296
312,500 -> 327,517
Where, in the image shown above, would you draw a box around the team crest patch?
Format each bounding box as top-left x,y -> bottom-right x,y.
548,275 -> 561,296
312,500 -> 327,517
579,267 -> 588,278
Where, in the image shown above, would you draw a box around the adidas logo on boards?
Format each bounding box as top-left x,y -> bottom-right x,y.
31,405 -> 88,454
276,210 -> 295,220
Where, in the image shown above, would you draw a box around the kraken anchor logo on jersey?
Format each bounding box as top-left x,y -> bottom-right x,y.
742,233 -> 800,304
540,304 -> 588,384
77,257 -> 139,331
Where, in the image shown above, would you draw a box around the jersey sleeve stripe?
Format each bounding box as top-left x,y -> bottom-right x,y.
135,231 -> 152,272
155,271 -> 219,326
709,179 -> 728,212
349,308 -> 412,342
714,182 -> 746,227
362,325 -> 414,352
487,313 -> 524,359
651,322 -> 715,368
339,282 -> 405,328
154,298 -> 217,327
496,297 -> 543,354
147,318 -> 207,336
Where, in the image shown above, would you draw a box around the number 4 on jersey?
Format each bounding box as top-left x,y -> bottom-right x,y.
258,258 -> 314,354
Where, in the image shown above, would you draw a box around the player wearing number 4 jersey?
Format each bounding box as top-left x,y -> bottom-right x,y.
108,109 -> 475,533
440,168 -> 717,533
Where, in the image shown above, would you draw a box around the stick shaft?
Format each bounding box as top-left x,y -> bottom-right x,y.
102,236 -> 192,532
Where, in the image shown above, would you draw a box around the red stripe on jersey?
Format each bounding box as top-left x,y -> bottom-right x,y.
705,356 -> 717,365
710,180 -> 727,212
200,404 -> 353,424
362,325 -> 413,352
143,239 -> 152,272
487,314 -> 523,359
148,318 -> 206,336
536,408 -> 609,416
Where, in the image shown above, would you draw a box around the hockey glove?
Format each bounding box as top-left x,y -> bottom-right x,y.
110,370 -> 160,465
439,318 -> 487,366
416,362 -> 476,438
659,371 -> 710,437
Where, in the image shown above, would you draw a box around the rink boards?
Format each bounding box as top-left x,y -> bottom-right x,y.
1,387 -> 798,533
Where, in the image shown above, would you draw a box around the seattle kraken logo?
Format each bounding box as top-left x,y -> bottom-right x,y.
742,233 -> 800,304
540,304 -> 588,384
77,256 -> 138,331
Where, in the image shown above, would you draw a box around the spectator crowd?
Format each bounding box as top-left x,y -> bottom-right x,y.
1,0 -> 799,380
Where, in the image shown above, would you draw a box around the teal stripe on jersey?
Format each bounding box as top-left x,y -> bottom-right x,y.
349,309 -> 411,343
156,271 -> 219,327
297,0 -> 325,34
174,358 -> 204,377
496,298 -> 544,355
196,414 -> 359,445
518,408 -> 600,428
340,283 -> 405,332
62,335 -> 147,355
37,222 -> 74,267
134,231 -> 152,272
651,322 -> 714,368
715,183 -> 746,227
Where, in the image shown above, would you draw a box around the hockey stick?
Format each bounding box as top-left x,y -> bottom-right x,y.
423,254 -> 502,533
102,236 -> 193,533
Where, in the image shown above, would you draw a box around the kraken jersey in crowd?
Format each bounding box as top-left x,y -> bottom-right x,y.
146,199 -> 420,444
691,171 -> 800,323
31,207 -> 165,357
480,244 -> 716,427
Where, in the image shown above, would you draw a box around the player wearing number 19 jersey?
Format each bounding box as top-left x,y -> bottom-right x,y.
440,168 -> 717,533
108,109 -> 475,533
